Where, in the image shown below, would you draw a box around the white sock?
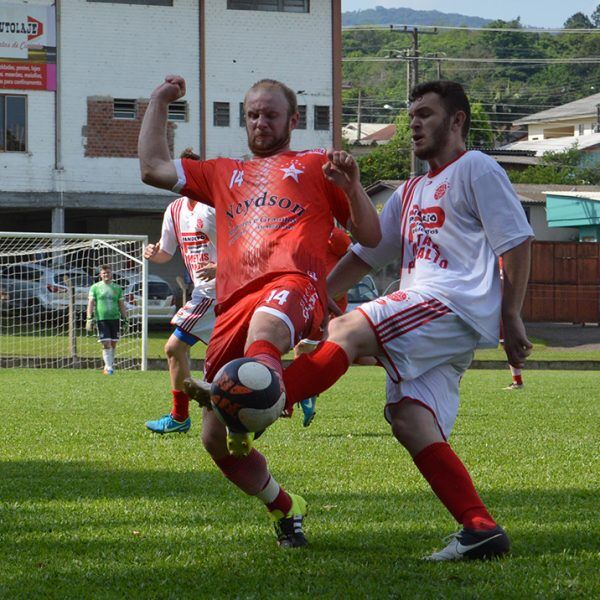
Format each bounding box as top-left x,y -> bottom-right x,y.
255,476 -> 280,504
108,348 -> 115,369
102,349 -> 111,369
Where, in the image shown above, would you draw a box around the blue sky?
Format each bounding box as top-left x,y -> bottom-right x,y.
341,1 -> 600,28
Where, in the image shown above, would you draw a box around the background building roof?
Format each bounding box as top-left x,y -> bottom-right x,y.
513,92 -> 600,125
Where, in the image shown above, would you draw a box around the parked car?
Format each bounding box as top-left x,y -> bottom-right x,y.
0,264 -> 93,314
38,268 -> 94,313
346,275 -> 379,312
124,274 -> 176,325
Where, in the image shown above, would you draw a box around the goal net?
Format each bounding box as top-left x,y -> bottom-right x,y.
0,232 -> 148,370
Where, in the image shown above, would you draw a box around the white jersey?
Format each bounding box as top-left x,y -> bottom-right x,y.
159,197 -> 217,298
353,151 -> 533,346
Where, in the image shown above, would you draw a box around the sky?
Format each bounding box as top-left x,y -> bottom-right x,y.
341,1 -> 600,29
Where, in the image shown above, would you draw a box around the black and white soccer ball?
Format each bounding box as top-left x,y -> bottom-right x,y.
210,358 -> 286,433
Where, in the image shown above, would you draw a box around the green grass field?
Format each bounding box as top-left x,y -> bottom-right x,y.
1,329 -> 597,362
1,368 -> 598,599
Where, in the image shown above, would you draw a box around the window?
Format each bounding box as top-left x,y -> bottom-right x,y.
314,105 -> 330,131
113,99 -> 136,119
239,102 -> 246,127
578,123 -> 585,136
297,105 -> 307,129
168,101 -> 187,122
88,1 -> 173,5
227,0 -> 309,12
0,95 -> 27,152
213,102 -> 230,127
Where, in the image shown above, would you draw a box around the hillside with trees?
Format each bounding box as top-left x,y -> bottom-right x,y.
342,6 -> 600,185
342,6 -> 491,28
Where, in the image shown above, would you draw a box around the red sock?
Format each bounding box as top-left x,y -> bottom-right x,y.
171,389 -> 189,421
413,442 -> 497,531
512,373 -> 523,385
266,486 -> 292,515
245,340 -> 283,375
214,449 -> 270,496
283,341 -> 349,406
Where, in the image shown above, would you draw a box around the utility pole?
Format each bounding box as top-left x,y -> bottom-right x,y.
357,89 -> 362,142
389,25 -> 438,176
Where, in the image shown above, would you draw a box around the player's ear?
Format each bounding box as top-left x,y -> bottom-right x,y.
289,111 -> 299,131
453,110 -> 466,133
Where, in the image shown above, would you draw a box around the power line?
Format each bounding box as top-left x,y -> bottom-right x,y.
343,56 -> 600,65
343,24 -> 600,34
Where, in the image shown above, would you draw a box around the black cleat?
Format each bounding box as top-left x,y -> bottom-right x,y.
270,493 -> 308,549
425,526 -> 510,561
183,376 -> 212,408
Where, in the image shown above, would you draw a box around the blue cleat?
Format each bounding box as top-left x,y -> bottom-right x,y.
300,396 -> 317,427
145,413 -> 191,434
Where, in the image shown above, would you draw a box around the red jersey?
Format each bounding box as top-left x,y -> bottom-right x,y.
176,149 -> 350,310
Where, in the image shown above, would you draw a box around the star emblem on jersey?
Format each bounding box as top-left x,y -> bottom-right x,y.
280,162 -> 304,183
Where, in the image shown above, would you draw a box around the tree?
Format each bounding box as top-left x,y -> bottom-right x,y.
564,12 -> 594,29
356,112 -> 411,187
592,4 -> 600,27
509,146 -> 600,185
467,102 -> 495,148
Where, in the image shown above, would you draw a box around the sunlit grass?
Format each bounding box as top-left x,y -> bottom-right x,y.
0,368 -> 598,598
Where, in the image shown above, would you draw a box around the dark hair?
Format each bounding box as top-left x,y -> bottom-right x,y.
409,80 -> 471,139
180,147 -> 201,160
245,79 -> 298,117
99,264 -> 111,272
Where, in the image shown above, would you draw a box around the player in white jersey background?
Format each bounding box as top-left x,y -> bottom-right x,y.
145,150 -> 217,434
281,80 -> 534,561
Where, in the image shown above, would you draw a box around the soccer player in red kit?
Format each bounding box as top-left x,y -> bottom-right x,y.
138,75 -> 381,548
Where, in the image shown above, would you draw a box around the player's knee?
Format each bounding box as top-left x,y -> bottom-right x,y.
201,418 -> 228,457
328,312 -> 370,360
164,338 -> 185,360
390,414 -> 413,446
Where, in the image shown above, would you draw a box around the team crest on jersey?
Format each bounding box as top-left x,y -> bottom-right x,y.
280,162 -> 304,183
196,217 -> 204,230
434,182 -> 449,201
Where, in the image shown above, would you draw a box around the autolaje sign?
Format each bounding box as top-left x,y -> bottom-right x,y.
0,3 -> 56,91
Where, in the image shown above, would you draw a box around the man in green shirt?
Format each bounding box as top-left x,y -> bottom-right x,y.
86,264 -> 128,375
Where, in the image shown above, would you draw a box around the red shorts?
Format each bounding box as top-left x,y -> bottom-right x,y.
204,274 -> 324,382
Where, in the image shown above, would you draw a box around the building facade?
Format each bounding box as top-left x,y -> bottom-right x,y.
1,0 -> 342,238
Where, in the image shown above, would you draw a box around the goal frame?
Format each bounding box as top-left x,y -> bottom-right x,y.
0,231 -> 149,371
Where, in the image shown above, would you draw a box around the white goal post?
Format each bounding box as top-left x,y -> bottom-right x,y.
0,232 -> 148,371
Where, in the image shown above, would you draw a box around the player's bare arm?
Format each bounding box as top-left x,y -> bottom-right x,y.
501,238 -> 533,368
327,251 -> 372,300
143,242 -> 172,264
323,150 -> 382,248
138,75 -> 185,190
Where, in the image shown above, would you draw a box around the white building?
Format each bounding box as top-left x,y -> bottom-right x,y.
1,0 -> 342,238
498,91 -> 600,162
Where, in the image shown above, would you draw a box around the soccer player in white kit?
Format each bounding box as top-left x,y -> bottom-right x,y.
282,81 -> 534,560
144,188 -> 217,434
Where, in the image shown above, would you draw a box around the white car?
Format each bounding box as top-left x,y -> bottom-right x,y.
1,264 -> 93,314
124,274 -> 176,325
346,275 -> 379,312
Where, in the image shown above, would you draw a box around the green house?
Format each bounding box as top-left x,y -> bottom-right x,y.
544,191 -> 600,242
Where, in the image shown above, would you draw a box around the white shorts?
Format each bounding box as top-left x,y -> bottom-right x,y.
170,287 -> 216,345
358,289 -> 478,439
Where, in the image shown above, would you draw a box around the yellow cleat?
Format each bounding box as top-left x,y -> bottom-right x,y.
226,431 -> 255,457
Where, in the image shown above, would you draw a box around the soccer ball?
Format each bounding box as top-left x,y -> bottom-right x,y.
210,358 -> 285,433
